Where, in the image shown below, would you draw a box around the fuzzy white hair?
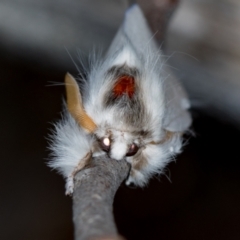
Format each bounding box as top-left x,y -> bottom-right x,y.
48,4 -> 191,194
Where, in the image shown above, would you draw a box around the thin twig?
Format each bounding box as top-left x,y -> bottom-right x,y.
72,155 -> 130,240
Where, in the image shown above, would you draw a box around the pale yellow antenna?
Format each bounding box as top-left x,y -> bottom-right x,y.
65,73 -> 97,133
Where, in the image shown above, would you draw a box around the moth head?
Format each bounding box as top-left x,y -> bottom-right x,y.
64,73 -> 97,133
96,128 -> 141,160
103,139 -> 139,160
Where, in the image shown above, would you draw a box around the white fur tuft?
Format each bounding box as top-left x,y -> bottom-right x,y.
48,111 -> 93,179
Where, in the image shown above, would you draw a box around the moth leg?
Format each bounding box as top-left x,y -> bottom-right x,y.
125,154 -> 148,186
65,152 -> 92,195
126,168 -> 146,187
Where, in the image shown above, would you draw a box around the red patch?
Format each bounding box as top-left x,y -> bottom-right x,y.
113,75 -> 135,98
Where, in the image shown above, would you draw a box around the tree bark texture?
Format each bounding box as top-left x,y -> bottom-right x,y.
72,156 -> 130,240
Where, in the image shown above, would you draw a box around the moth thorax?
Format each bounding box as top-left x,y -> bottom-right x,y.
113,75 -> 135,98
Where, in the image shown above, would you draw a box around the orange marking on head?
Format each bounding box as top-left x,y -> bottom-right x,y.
113,75 -> 135,98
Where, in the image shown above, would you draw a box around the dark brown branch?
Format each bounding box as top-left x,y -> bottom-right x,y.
72,155 -> 130,240
137,0 -> 179,44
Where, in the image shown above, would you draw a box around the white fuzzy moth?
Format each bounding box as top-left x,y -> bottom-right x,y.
49,4 -> 192,195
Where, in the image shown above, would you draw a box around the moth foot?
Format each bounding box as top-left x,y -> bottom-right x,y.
65,176 -> 74,196
126,169 -> 145,187
65,152 -> 92,196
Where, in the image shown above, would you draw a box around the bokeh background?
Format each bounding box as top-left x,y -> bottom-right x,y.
0,0 -> 240,239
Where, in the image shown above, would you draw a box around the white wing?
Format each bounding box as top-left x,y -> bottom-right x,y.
162,72 -> 192,132
108,4 -> 192,132
106,4 -> 158,58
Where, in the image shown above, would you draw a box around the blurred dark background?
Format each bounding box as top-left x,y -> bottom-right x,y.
0,0 -> 240,239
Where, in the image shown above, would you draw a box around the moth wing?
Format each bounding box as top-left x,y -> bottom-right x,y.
107,4 -> 157,57
162,72 -> 192,132
107,4 -> 192,132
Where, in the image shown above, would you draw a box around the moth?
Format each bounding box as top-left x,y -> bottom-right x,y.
48,4 -> 192,195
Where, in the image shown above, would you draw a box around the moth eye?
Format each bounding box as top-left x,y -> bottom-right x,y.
126,143 -> 139,157
100,137 -> 111,152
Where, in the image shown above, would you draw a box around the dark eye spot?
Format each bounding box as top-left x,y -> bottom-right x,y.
126,143 -> 139,157
100,137 -> 111,152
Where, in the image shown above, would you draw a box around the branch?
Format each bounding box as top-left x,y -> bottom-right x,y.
72,155 -> 130,240
136,0 -> 179,44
